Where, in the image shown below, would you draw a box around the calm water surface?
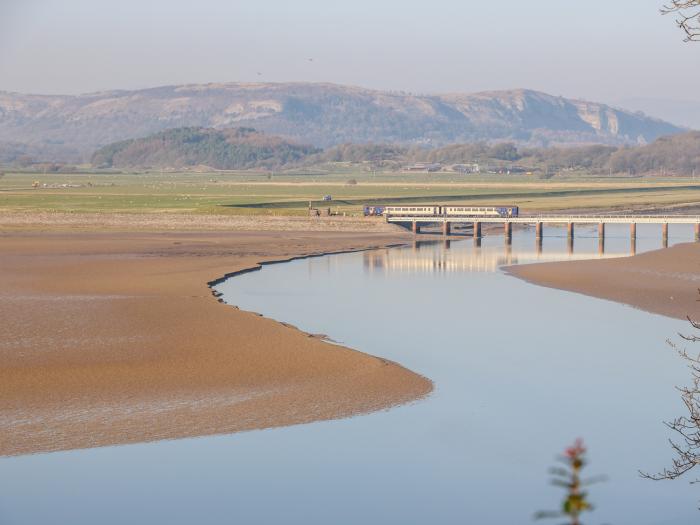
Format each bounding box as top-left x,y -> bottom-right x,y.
2,224 -> 700,524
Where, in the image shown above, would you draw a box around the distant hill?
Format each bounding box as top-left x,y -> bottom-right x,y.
91,127 -> 318,170
0,82 -> 686,163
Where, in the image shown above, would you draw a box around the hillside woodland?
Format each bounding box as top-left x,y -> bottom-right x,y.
87,127 -> 700,176
91,127 -> 318,170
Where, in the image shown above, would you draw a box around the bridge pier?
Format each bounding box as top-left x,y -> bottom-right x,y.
597,223 -> 605,255
567,236 -> 574,255
662,223 -> 668,248
385,215 -> 700,246
535,222 -> 543,239
536,234 -> 543,255
630,236 -> 636,256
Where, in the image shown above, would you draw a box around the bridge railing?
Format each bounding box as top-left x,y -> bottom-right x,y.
386,214 -> 700,221
522,215 -> 700,220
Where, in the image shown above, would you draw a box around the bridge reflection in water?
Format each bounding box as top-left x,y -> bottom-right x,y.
362,224 -> 688,275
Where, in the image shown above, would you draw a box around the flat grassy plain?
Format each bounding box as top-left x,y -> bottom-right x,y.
2,170 -> 700,216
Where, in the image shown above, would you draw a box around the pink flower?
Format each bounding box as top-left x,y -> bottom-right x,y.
564,438 -> 586,459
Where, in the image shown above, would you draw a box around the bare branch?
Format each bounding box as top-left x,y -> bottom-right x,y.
643,290 -> 700,484
662,1 -> 700,41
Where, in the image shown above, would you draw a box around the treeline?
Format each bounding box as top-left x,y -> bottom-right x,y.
88,127 -> 700,175
311,142 -> 617,170
311,132 -> 700,175
312,142 -> 522,164
91,127 -> 319,170
607,132 -> 700,174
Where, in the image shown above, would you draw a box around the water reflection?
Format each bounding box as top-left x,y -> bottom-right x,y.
363,226 -> 648,275
2,223 -> 698,525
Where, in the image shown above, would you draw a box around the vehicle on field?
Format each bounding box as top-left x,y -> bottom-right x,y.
363,205 -> 385,216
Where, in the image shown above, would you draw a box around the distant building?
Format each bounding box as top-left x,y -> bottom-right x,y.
452,163 -> 480,174
404,163 -> 442,172
480,164 -> 532,175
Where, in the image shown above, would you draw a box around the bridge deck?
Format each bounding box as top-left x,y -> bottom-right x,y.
386,215 -> 700,224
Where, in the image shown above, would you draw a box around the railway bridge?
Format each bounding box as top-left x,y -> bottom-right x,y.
387,214 -> 700,248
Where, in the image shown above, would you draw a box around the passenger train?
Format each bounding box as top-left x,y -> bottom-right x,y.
363,205 -> 519,218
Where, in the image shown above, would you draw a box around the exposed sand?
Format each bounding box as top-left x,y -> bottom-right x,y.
0,216 -> 431,456
508,242 -> 700,321
0,211 -> 402,232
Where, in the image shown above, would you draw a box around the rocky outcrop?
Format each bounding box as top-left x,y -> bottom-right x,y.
0,83 -> 684,162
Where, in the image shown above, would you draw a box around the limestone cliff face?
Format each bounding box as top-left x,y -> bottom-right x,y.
0,83 -> 683,162
574,103 -> 621,137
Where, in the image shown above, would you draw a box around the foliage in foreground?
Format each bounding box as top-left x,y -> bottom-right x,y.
536,439 -> 603,525
663,1 -> 700,41
643,294 -> 700,483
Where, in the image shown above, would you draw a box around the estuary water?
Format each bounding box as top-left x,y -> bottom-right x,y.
2,224 -> 700,524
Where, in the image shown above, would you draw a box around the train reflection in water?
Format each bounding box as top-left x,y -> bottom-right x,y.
363,236 -> 626,275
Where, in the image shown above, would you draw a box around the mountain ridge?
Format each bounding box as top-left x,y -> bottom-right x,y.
0,82 -> 685,163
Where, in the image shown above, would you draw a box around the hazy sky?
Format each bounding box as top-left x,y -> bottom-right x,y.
2,0 -> 699,109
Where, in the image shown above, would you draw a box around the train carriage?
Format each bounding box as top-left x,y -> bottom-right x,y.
368,205 -> 518,218
443,206 -> 518,218
382,206 -> 441,217
364,205 -> 518,218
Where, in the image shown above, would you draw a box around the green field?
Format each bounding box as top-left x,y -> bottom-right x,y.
1,170 -> 700,216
